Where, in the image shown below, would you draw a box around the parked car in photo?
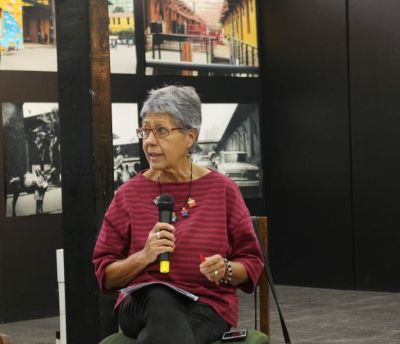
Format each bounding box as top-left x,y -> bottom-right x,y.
217,151 -> 261,198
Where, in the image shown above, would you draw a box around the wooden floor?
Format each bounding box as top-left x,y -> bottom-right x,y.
0,285 -> 399,344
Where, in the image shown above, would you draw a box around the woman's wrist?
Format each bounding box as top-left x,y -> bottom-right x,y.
220,258 -> 233,284
104,251 -> 148,290
220,260 -> 249,286
130,249 -> 152,268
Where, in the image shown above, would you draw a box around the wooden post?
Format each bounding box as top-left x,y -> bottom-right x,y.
56,0 -> 113,341
181,41 -> 193,76
258,217 -> 270,336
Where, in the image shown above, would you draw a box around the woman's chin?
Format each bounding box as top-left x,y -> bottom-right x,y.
149,162 -> 164,171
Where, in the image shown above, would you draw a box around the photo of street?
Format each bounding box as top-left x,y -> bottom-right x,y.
108,0 -> 136,74
0,0 -> 57,71
195,103 -> 262,198
2,102 -> 62,217
143,0 -> 259,77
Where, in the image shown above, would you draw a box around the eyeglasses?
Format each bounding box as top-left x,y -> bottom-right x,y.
136,126 -> 187,139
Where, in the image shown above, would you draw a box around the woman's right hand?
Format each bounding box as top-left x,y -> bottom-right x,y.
141,222 -> 176,264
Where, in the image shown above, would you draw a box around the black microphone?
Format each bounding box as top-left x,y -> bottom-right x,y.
157,193 -> 174,273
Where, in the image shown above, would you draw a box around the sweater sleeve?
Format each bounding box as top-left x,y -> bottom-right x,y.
226,181 -> 264,293
92,188 -> 131,291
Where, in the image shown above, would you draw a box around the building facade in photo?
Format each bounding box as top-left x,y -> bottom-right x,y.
220,0 -> 258,66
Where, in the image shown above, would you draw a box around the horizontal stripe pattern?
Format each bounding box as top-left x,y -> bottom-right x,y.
93,170 -> 264,326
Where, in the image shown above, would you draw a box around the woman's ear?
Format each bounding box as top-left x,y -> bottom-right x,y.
186,128 -> 197,149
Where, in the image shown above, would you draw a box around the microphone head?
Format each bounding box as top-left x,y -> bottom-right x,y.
157,193 -> 174,211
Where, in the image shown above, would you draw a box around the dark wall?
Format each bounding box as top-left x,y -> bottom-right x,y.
261,0 -> 400,291
261,0 -> 354,289
0,215 -> 62,321
349,0 -> 400,290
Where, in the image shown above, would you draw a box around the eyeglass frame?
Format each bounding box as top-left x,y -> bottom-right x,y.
136,126 -> 190,139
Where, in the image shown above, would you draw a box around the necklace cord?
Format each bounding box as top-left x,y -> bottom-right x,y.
157,161 -> 193,213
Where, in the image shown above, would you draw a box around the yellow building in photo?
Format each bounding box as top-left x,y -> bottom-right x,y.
221,0 -> 258,48
109,12 -> 134,34
220,0 -> 258,66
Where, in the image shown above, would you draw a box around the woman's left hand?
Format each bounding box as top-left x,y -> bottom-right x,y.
199,254 -> 226,284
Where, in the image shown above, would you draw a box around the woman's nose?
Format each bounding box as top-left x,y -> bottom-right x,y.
145,130 -> 158,143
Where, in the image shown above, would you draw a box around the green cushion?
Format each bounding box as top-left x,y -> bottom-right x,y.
99,332 -> 134,344
99,329 -> 268,344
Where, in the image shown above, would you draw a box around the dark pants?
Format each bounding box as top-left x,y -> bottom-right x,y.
118,285 -> 230,344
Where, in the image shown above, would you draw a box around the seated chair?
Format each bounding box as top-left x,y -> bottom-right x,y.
99,217 -> 269,344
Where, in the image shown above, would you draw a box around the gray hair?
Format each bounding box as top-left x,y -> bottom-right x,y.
140,85 -> 202,151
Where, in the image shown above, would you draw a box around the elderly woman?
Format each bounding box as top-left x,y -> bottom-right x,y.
93,85 -> 264,344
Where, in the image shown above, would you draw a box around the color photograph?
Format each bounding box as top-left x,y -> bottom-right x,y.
143,0 -> 259,77
108,0 -> 136,74
0,0 -> 57,71
2,102 -> 62,216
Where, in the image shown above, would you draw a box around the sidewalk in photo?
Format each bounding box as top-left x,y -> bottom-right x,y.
6,187 -> 62,217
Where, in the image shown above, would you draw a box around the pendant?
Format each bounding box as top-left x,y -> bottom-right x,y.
153,195 -> 160,206
181,207 -> 189,217
187,197 -> 197,208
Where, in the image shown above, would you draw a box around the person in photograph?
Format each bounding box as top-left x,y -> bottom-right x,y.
114,166 -> 124,190
31,112 -> 60,172
34,169 -> 48,214
9,176 -> 22,217
114,146 -> 125,189
114,145 -> 124,170
122,164 -> 132,182
50,27 -> 55,44
93,85 -> 264,344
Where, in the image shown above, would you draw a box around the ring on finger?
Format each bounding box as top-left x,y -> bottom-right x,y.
156,231 -> 161,239
214,270 -> 219,277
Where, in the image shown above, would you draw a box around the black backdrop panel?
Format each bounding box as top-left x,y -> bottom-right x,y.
261,0 -> 353,288
349,0 -> 400,290
0,214 -> 62,321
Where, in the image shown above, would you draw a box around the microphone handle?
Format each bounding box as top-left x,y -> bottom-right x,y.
159,209 -> 172,273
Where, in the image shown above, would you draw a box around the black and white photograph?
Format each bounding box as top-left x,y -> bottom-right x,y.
195,103 -> 262,198
2,102 -> 62,217
143,0 -> 259,77
112,103 -> 141,190
0,0 -> 57,71
108,0 -> 136,74
111,102 -> 262,197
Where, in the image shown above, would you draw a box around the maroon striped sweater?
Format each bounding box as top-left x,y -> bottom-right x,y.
93,170 -> 264,326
